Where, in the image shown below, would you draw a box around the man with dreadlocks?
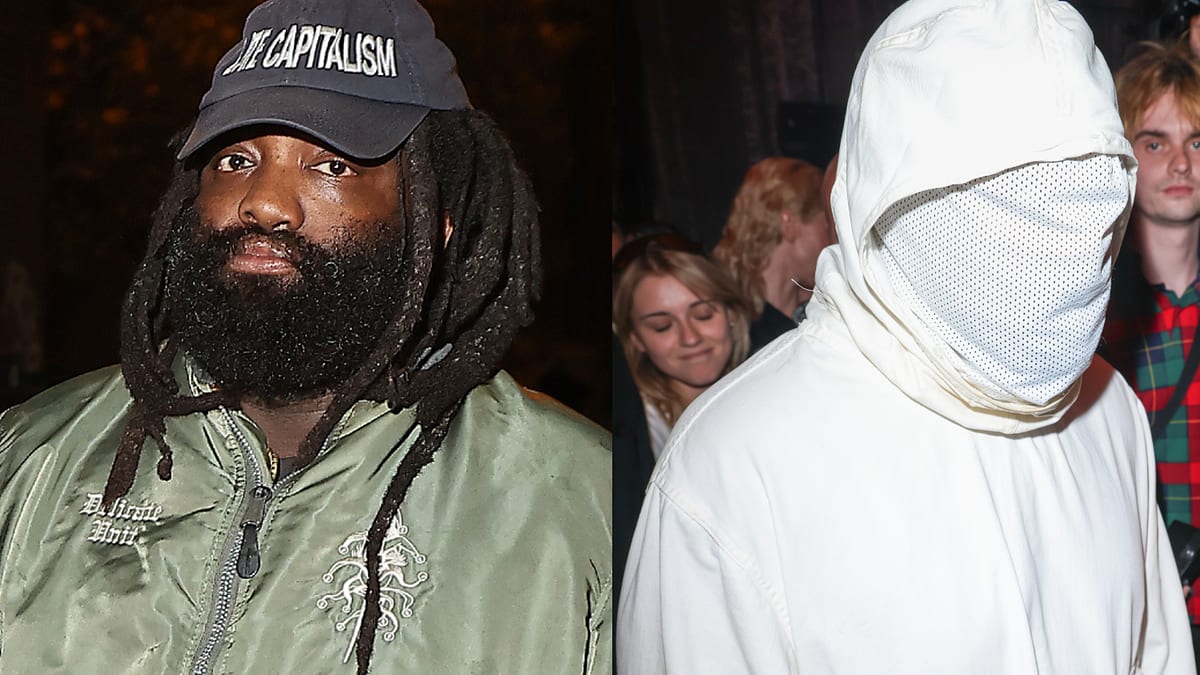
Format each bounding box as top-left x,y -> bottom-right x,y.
0,1 -> 611,673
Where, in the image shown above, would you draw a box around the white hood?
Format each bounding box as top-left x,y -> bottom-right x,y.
819,0 -> 1136,433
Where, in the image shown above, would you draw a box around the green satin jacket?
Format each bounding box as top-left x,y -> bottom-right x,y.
0,365 -> 611,674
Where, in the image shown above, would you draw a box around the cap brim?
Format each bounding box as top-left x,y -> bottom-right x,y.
178,87 -> 430,162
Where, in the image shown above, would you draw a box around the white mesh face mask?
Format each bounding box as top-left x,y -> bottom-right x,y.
871,155 -> 1129,405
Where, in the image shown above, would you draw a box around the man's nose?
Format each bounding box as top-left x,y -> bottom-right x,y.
238,168 -> 303,232
1171,147 -> 1193,176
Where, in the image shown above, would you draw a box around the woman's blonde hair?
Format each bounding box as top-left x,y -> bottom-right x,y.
713,157 -> 824,315
613,236 -> 751,425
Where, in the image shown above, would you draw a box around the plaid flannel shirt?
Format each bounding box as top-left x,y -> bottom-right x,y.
1104,258 -> 1200,622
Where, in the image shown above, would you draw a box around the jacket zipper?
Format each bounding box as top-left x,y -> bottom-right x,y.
189,409 -> 269,675
190,407 -> 344,674
236,484 -> 272,578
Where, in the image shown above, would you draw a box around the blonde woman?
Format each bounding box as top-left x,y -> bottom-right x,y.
613,233 -> 751,455
713,157 -> 835,351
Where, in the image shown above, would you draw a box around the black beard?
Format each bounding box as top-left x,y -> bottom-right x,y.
162,210 -> 410,405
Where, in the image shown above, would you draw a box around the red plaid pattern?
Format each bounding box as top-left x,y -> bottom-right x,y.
1105,278 -> 1200,621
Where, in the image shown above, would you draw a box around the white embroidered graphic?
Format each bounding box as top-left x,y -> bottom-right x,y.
317,511 -> 429,663
222,25 -> 399,78
79,492 -> 163,546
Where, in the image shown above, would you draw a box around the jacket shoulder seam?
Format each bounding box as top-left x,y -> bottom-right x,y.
649,480 -> 798,665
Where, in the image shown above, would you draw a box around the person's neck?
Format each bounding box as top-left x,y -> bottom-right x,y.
1134,215 -> 1200,297
667,378 -> 706,419
240,393 -> 335,458
761,245 -> 810,319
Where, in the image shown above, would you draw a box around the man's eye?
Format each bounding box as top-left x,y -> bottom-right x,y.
1191,140 -> 1200,150
1147,142 -> 1162,152
214,154 -> 253,172
314,160 -> 356,177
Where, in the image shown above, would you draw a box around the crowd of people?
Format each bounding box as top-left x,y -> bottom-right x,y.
611,156 -> 836,616
15,0 -> 1200,671
615,0 -> 1200,673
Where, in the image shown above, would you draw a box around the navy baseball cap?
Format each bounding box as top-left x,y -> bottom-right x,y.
178,0 -> 470,161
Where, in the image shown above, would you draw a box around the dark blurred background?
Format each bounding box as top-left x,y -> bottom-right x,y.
615,0 -> 1164,250
0,1 -> 611,426
2,0 -> 1181,427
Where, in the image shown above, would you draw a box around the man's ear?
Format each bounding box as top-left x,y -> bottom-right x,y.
443,212 -> 454,247
779,210 -> 798,241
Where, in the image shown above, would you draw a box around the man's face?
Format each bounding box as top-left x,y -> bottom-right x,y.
164,130 -> 413,404
786,210 -> 835,287
197,132 -> 401,278
1131,92 -> 1200,228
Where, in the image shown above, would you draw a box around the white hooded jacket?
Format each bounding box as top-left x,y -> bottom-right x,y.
617,0 -> 1195,672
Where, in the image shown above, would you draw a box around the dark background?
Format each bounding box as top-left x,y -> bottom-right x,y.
0,1 -> 611,425
615,0 -> 1164,250
0,0 -> 1180,427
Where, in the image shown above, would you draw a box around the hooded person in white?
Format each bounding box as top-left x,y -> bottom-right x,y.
617,0 -> 1195,672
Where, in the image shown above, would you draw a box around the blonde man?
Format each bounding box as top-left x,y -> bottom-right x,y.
713,157 -> 835,351
1104,42 -> 1200,668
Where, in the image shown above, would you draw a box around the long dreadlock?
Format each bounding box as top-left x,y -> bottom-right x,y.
103,109 -> 541,674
